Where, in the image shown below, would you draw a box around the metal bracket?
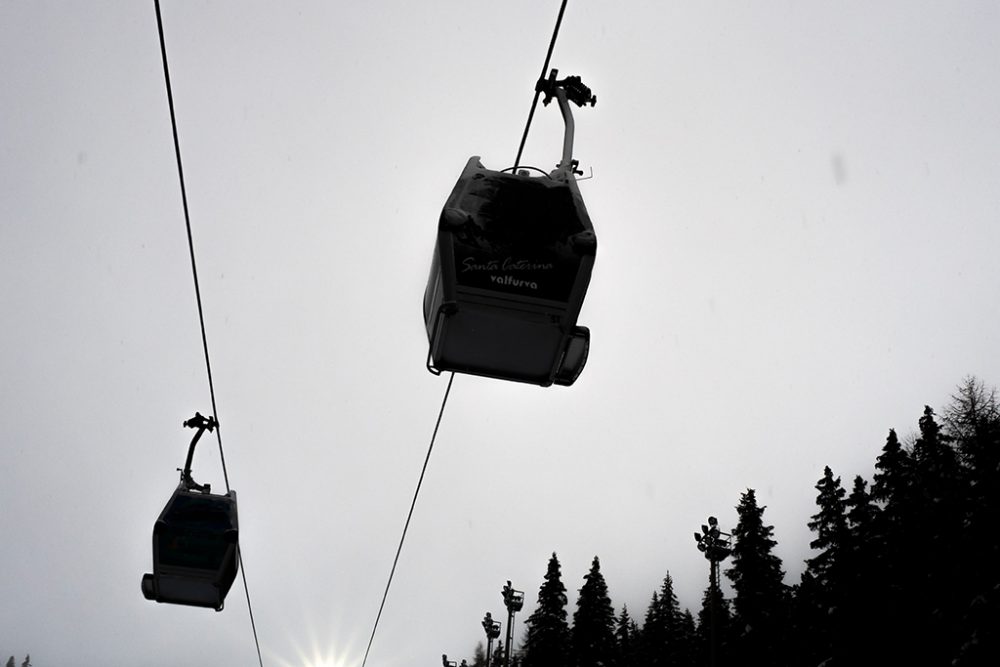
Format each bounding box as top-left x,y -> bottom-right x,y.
537,69 -> 597,108
179,412 -> 217,493
535,69 -> 596,181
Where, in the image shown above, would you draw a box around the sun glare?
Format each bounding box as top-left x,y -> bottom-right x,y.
272,605 -> 365,667
279,647 -> 357,667
302,659 -> 350,667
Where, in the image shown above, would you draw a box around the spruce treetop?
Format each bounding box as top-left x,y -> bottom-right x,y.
521,553 -> 570,667
571,556 -> 617,667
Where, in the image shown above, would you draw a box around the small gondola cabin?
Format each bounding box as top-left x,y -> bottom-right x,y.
141,486 -> 239,611
424,156 -> 596,386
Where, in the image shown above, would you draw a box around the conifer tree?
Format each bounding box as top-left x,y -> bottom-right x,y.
614,605 -> 639,667
471,641 -> 486,667
944,376 -> 1000,464
804,466 -> 848,583
845,475 -> 878,534
5,657 -> 12,667
636,575 -> 687,667
789,570 -> 829,667
638,592 -> 661,667
571,556 -> 617,667
696,581 -> 732,667
910,406 -> 966,665
521,553 -> 570,667
656,574 -> 684,666
839,474 -> 881,664
867,425 -> 928,664
945,377 -> 1000,666
798,467 -> 849,666
872,428 -> 910,506
675,609 -> 697,667
725,489 -> 788,667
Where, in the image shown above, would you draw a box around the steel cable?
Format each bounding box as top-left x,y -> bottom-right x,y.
153,2 -> 264,665
512,0 -> 570,171
361,372 -> 456,667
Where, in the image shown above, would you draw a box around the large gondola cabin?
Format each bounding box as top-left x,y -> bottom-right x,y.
423,72 -> 598,387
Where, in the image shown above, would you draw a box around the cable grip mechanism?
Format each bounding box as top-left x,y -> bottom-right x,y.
537,68 -> 597,108
179,412 -> 217,493
535,69 -> 597,179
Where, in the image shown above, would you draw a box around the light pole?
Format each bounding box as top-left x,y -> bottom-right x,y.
694,516 -> 732,667
501,580 -> 525,667
482,612 -> 502,667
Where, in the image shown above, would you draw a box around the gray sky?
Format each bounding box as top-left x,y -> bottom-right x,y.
2,1 -> 999,665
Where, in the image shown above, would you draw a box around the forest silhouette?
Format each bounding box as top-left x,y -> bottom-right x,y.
461,377 -> 1000,667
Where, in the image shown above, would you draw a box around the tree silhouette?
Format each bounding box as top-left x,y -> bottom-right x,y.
655,574 -> 685,666
725,489 -> 788,667
571,556 -> 617,667
696,580 -> 732,667
805,466 -> 848,581
636,574 -> 689,667
837,474 -> 881,663
946,377 -> 1000,665
675,609 -> 696,667
638,591 -> 660,667
452,378 -> 1000,667
909,406 -> 965,664
614,605 -> 639,667
521,552 -> 570,667
799,466 -> 849,662
471,641 -> 486,667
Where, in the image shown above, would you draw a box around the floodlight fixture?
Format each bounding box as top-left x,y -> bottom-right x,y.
694,514 -> 732,667
482,612 -> 502,639
501,580 -> 525,667
502,580 -> 525,613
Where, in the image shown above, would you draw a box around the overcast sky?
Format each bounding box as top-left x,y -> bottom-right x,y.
3,1 -> 1000,665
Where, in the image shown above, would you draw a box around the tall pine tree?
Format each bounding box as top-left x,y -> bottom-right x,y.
910,406 -> 965,665
655,574 -> 685,667
804,466 -> 848,583
725,489 -> 788,667
797,466 -> 849,666
945,378 -> 1000,665
521,553 -> 570,667
614,605 -> 639,667
696,579 -> 732,667
571,556 -> 617,667
839,474 -> 881,664
637,574 -> 687,667
638,592 -> 661,667
675,609 -> 697,667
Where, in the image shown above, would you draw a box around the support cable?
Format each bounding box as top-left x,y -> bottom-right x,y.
512,0 -> 569,171
361,373 -> 456,667
153,2 -> 263,665
362,4 -> 571,662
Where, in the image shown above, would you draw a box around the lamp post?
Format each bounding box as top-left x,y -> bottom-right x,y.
501,580 -> 525,667
482,612 -> 502,667
694,516 -> 732,667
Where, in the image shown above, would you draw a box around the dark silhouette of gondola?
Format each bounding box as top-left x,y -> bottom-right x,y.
424,71 -> 598,386
141,413 -> 238,611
